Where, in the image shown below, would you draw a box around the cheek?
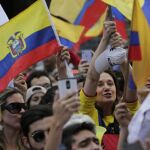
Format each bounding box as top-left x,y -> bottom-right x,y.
2,112 -> 19,126
96,87 -> 103,95
28,136 -> 45,149
112,87 -> 117,96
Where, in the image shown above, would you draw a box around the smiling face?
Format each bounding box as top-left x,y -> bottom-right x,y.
96,72 -> 116,104
2,93 -> 25,129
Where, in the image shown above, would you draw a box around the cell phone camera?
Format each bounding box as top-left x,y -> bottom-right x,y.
66,80 -> 71,89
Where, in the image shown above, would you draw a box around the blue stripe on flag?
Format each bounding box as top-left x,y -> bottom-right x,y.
60,37 -> 73,48
0,26 -> 56,78
74,0 -> 94,24
112,7 -> 125,21
142,0 -> 150,26
130,31 -> 140,45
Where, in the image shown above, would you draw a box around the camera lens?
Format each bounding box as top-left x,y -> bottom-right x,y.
66,80 -> 70,89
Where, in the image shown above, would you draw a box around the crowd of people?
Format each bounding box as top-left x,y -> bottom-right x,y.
1,14 -> 150,150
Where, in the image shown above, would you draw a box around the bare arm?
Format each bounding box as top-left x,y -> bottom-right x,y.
56,46 -> 70,79
44,92 -> 80,150
115,103 -> 132,150
84,21 -> 116,96
121,62 -> 138,103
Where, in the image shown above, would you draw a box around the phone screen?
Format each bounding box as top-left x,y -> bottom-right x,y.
81,50 -> 92,63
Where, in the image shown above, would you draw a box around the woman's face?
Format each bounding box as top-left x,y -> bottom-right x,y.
30,92 -> 45,107
96,72 -> 116,103
2,93 -> 25,129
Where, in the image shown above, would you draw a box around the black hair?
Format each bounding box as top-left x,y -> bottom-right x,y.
96,70 -> 122,112
20,105 -> 53,137
40,86 -> 58,105
95,70 -> 123,134
26,70 -> 51,88
62,122 -> 95,150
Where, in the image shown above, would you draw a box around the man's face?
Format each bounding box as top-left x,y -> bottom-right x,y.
31,76 -> 51,89
71,130 -> 102,150
26,117 -> 53,150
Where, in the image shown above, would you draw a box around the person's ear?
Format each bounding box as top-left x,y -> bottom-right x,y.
21,136 -> 30,149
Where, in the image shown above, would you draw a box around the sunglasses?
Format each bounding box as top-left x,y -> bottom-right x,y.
1,102 -> 27,114
31,129 -> 49,143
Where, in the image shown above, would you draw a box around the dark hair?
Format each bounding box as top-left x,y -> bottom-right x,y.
0,88 -> 24,105
20,105 -> 53,137
26,70 -> 51,88
62,122 -> 95,149
40,86 -> 58,105
96,70 -> 122,115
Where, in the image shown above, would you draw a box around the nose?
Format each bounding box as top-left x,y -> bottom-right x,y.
44,131 -> 49,144
103,83 -> 110,90
91,141 -> 100,150
20,108 -> 25,114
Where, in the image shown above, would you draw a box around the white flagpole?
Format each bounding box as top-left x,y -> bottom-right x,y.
0,4 -> 9,26
41,0 -> 74,78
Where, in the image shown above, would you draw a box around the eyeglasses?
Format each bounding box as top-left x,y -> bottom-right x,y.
1,102 -> 27,114
31,130 -> 49,143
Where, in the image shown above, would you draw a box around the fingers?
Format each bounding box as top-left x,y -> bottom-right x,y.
115,103 -> 128,118
60,50 -> 70,61
103,21 -> 117,40
104,21 -> 116,29
59,91 -> 78,101
55,92 -> 80,114
58,46 -> 70,60
110,32 -> 123,48
14,73 -> 26,86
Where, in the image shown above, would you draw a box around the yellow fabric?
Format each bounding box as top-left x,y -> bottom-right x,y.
50,0 -> 86,23
126,100 -> 140,116
132,0 -> 150,89
52,16 -> 84,43
85,10 -> 107,37
96,126 -> 106,144
80,89 -> 139,142
103,115 -> 114,126
79,89 -> 99,126
102,0 -> 134,20
0,0 -> 51,60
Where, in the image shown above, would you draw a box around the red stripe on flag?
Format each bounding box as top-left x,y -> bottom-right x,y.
128,45 -> 142,61
0,40 -> 59,92
115,19 -> 127,39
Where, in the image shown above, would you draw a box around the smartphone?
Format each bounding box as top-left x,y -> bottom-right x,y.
108,6 -> 114,20
58,78 -> 78,98
81,50 -> 92,63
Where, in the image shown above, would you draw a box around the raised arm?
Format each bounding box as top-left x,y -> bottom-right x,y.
84,21 -> 116,96
121,62 -> 138,103
44,92 -> 80,150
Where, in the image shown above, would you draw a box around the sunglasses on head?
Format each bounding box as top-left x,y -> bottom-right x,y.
1,102 -> 27,114
31,130 -> 47,143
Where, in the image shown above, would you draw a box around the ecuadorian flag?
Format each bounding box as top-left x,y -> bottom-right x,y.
0,0 -> 59,92
129,0 -> 150,88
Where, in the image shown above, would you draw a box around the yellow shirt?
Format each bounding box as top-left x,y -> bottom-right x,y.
79,89 -> 140,142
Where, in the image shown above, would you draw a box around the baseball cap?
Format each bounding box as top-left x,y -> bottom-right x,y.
26,86 -> 46,102
64,114 -> 95,129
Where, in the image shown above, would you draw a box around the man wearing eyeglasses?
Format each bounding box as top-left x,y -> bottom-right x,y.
21,91 -> 79,150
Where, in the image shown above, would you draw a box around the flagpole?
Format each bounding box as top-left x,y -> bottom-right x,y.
41,0 -> 74,77
122,0 -> 136,102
